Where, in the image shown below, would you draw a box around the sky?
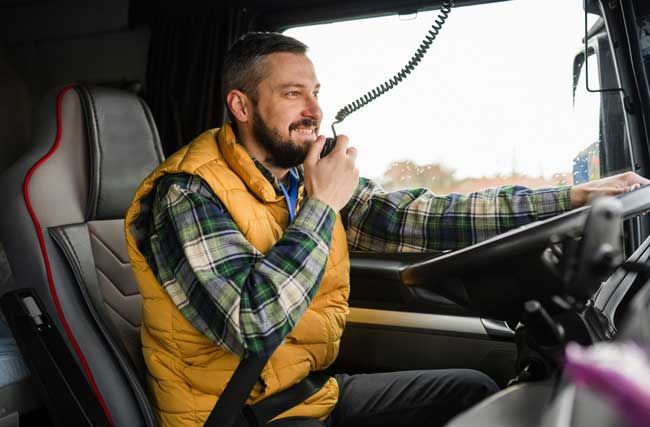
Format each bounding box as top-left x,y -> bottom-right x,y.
286,0 -> 601,181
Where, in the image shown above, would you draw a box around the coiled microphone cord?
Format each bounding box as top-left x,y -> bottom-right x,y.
329,0 -> 454,137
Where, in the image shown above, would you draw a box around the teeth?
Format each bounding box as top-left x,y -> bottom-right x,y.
292,128 -> 314,135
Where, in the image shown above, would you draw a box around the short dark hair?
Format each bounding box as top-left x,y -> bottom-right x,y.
222,32 -> 308,105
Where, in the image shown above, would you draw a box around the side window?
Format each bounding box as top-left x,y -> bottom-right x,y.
573,24 -> 631,182
573,16 -> 641,255
572,50 -> 601,184
286,1 -> 615,193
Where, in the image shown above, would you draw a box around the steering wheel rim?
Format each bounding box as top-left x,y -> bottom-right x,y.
399,185 -> 650,320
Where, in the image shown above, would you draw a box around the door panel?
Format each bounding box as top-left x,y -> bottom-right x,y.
334,252 -> 517,387
348,251 -> 473,316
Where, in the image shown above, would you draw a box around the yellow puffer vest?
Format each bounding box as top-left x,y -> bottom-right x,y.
124,125 -> 350,426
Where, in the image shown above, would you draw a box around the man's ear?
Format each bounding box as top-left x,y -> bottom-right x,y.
226,90 -> 251,123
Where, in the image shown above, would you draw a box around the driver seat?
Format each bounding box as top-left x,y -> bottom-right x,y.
0,84 -> 165,426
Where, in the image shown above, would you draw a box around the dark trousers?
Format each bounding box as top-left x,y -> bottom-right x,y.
268,369 -> 499,427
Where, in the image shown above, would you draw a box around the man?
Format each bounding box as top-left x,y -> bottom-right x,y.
124,32 -> 649,427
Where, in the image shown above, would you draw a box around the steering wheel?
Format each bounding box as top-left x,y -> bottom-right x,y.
399,185 -> 650,321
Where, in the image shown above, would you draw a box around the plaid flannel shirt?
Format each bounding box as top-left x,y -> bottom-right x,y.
143,160 -> 571,358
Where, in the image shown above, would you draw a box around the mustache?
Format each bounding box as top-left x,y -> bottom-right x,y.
289,119 -> 319,132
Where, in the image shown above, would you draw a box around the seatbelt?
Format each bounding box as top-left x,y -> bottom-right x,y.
206,168 -> 316,427
204,355 -> 328,427
204,356 -> 267,427
245,373 -> 329,423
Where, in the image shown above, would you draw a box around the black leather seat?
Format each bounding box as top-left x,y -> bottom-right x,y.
0,85 -> 164,426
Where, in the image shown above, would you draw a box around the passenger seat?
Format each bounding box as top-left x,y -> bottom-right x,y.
0,85 -> 164,426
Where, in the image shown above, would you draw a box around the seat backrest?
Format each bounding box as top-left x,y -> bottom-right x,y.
0,85 -> 165,426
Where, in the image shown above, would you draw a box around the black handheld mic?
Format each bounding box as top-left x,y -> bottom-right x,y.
320,137 -> 336,158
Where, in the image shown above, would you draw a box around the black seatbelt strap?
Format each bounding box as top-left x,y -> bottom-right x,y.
204,356 -> 268,427
244,373 -> 329,424
204,355 -> 329,427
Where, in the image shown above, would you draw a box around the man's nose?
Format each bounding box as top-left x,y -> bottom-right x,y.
303,97 -> 322,121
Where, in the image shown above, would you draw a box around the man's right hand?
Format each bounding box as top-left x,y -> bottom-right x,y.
303,135 -> 359,212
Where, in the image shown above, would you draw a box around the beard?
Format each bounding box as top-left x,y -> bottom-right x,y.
251,106 -> 318,169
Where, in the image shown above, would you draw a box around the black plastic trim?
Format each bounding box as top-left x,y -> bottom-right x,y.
0,290 -> 110,427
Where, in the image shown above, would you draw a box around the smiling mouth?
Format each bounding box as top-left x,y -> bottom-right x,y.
289,119 -> 319,137
290,127 -> 316,136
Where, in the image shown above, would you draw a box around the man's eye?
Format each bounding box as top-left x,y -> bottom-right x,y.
287,91 -> 299,97
313,92 -> 319,99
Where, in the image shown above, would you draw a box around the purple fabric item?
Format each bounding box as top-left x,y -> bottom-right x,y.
564,342 -> 650,427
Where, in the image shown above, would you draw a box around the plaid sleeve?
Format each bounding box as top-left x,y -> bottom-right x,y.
147,174 -> 336,357
341,177 -> 572,252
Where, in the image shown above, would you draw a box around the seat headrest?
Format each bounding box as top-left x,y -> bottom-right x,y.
24,85 -> 164,227
77,85 -> 164,220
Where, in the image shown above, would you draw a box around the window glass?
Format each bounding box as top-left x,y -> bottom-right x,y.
286,0 -> 601,192
572,52 -> 601,184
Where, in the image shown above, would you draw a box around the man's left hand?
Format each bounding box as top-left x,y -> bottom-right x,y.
570,171 -> 650,208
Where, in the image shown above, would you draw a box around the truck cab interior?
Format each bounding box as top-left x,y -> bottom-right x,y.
0,0 -> 649,426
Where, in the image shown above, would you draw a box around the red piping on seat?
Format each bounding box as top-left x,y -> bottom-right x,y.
22,85 -> 114,426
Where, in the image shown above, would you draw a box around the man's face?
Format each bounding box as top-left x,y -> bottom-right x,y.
250,52 -> 322,169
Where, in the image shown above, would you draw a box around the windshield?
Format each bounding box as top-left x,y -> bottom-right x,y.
286,0 -> 601,193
